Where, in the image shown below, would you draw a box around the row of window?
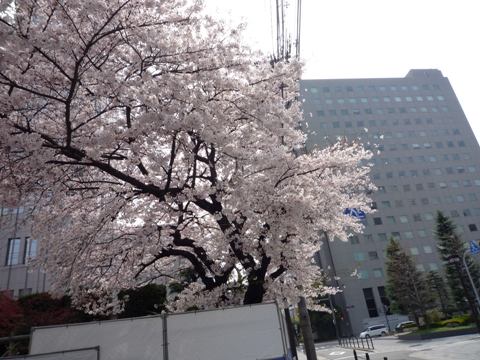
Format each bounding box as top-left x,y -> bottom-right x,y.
313,116 -> 455,128
350,221 -> 477,246
359,262 -> 437,280
377,153 -> 470,167
372,213 -> 479,226
314,95 -> 445,105
309,84 -> 441,94
5,238 -> 37,266
373,166 -> 476,180
378,179 -> 480,194
355,244 -> 435,262
374,196 -> 480,210
316,106 -> 450,117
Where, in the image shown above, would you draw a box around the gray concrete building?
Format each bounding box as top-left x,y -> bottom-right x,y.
299,69 -> 480,335
0,207 -> 49,298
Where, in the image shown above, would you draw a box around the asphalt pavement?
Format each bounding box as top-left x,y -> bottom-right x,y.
295,333 -> 480,360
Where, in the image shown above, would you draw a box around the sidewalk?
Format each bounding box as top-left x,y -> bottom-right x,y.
295,347 -> 328,360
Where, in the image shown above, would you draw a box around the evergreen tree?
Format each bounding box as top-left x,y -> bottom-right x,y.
385,238 -> 435,327
426,270 -> 454,317
118,284 -> 167,318
433,211 -> 480,313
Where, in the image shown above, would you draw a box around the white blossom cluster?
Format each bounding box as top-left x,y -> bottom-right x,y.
0,0 -> 376,313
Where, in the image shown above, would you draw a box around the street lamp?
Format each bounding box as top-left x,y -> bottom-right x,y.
446,254 -> 480,334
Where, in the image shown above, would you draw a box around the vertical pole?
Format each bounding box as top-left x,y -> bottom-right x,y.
298,297 -> 317,360
284,307 -> 298,359
462,249 -> 480,314
328,295 -> 341,345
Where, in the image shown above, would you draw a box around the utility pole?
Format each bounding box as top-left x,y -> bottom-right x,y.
298,297 -> 317,360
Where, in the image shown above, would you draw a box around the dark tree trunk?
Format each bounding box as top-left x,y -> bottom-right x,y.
243,280 -> 266,304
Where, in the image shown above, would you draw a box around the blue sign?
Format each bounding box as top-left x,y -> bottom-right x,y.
470,240 -> 480,255
344,208 -> 366,219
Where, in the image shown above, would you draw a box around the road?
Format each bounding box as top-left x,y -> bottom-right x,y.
296,333 -> 480,360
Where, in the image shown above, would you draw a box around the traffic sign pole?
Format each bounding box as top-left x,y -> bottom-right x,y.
463,247 -> 480,314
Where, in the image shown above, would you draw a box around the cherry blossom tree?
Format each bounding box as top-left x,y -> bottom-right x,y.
0,0 -> 375,313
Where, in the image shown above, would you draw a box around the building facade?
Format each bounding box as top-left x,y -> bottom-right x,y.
299,69 -> 480,335
0,207 -> 49,298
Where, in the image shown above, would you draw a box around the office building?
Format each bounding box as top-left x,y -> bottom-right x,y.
0,207 -> 49,297
299,69 -> 480,335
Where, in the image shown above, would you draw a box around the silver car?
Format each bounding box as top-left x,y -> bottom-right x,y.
359,324 -> 388,338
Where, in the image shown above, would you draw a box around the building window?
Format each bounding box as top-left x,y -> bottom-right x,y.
418,230 -> 427,237
378,233 -> 387,242
413,213 -> 421,221
410,247 -> 419,255
359,270 -> 369,279
373,217 -> 382,225
405,231 -> 414,239
6,238 -> 21,265
425,213 -> 434,220
386,216 -> 396,224
399,215 -> 408,223
24,238 -> 37,264
350,235 -> 360,244
363,288 -> 379,317
364,235 -> 374,243
395,200 -> 404,208
469,224 -> 478,232
316,110 -> 325,116
423,246 -> 433,254
416,264 -> 425,272
369,251 -> 379,260
451,210 -> 460,217
354,252 -> 364,261
421,198 -> 429,205
463,209 -> 472,216
429,263 -> 439,271
392,232 -> 401,240
341,109 -> 349,115
373,269 -> 383,278
390,185 -> 399,192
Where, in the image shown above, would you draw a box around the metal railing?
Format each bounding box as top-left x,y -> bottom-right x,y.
340,335 -> 375,350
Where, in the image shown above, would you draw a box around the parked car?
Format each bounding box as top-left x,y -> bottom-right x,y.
395,321 -> 415,331
359,324 -> 388,338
